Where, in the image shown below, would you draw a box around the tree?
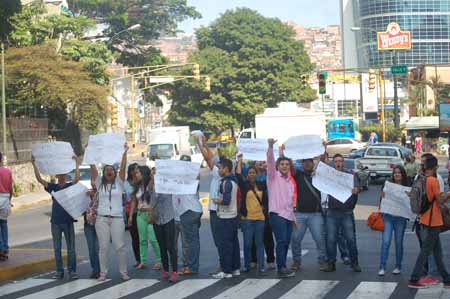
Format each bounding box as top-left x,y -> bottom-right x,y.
0,0 -> 21,41
168,8 -> 317,136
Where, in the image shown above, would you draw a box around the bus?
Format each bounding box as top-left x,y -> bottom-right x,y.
327,119 -> 356,140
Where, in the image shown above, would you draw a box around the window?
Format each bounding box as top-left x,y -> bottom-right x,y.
240,131 -> 253,139
340,139 -> 352,145
328,140 -> 338,146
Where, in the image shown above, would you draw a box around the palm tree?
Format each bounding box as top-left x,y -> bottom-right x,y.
426,75 -> 445,111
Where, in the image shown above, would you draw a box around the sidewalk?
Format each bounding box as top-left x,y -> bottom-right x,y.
12,191 -> 51,212
0,248 -> 67,282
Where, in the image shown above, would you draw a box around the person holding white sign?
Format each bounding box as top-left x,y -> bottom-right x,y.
378,166 -> 410,276
31,154 -> 81,280
323,154 -> 361,273
90,143 -> 129,281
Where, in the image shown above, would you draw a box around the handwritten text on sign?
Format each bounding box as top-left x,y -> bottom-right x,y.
237,138 -> 279,161
32,142 -> 75,175
312,162 -> 354,203
381,181 -> 415,220
155,160 -> 200,195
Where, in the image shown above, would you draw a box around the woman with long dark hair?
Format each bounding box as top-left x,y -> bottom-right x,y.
124,163 -> 141,268
378,165 -> 409,276
128,166 -> 161,270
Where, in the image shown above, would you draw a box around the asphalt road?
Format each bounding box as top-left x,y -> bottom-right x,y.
3,163 -> 450,298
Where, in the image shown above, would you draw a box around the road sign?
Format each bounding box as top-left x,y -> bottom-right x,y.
391,65 -> 408,75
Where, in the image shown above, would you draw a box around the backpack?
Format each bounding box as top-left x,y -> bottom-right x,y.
409,175 -> 431,214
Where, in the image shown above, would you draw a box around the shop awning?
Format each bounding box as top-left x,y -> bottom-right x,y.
406,116 -> 439,130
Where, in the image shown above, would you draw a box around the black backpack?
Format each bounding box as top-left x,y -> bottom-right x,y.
409,175 -> 431,214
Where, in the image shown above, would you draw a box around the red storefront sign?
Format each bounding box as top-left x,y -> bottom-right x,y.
377,23 -> 411,50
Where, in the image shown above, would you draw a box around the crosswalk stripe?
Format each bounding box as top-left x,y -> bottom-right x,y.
212,279 -> 280,299
414,285 -> 450,299
17,279 -> 108,299
0,279 -> 54,297
279,280 -> 339,299
141,279 -> 217,299
347,282 -> 397,299
79,279 -> 158,299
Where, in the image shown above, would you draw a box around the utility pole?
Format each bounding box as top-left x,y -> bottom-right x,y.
1,43 -> 7,165
131,76 -> 136,146
378,68 -> 386,142
392,51 -> 400,128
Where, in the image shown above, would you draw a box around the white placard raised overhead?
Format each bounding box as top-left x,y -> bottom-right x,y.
312,162 -> 354,203
52,183 -> 90,219
83,133 -> 125,165
381,181 -> 415,220
283,135 -> 324,160
154,160 -> 201,195
32,142 -> 75,175
237,138 -> 279,161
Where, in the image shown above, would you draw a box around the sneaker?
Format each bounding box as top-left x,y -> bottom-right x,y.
342,257 -> 351,265
418,276 -> 440,286
232,270 -> 241,277
291,261 -> 301,271
209,266 -> 222,275
169,272 -> 177,283
68,273 -> 79,280
378,268 -> 385,276
179,268 -> 195,275
121,273 -> 130,281
136,264 -> 147,270
212,272 -> 233,279
319,261 -> 328,272
267,263 -> 276,270
444,282 -> 450,289
278,268 -> 295,278
177,267 -> 187,275
351,263 -> 362,272
89,272 -> 100,279
153,263 -> 162,270
392,267 -> 401,275
241,267 -> 250,273
323,262 -> 336,272
160,271 -> 170,280
98,272 -> 107,281
52,272 -> 64,280
408,281 -> 428,289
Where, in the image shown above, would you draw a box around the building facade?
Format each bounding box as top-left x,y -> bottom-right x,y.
342,0 -> 450,68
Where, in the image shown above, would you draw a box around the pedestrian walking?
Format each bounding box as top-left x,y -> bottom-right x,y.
32,155 -> 80,279
0,152 -> 13,262
128,166 -> 161,271
90,143 -> 129,281
266,138 -> 296,278
236,155 -> 267,275
378,166 -> 409,276
408,155 -> 450,289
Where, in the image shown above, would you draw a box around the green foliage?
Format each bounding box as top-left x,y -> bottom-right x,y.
116,46 -> 167,67
360,124 -> 403,143
169,8 -> 316,135
13,181 -> 21,196
0,0 -> 21,41
217,143 -> 237,160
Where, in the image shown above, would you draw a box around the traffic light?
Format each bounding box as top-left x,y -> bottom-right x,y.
192,63 -> 200,81
368,69 -> 376,92
110,103 -> 118,126
300,74 -> 308,87
318,72 -> 326,94
205,76 -> 211,92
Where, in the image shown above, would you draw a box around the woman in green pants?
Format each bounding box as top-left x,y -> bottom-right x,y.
128,166 -> 161,270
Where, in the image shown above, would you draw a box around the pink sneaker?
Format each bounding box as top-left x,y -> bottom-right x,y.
169,272 -> 177,283
418,276 -> 440,286
160,271 -> 170,280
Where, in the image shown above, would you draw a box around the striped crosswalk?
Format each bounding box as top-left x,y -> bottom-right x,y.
0,277 -> 441,299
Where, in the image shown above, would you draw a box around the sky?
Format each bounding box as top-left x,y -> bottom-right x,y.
179,0 -> 341,34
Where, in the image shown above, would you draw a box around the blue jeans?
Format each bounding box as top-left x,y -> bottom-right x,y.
415,221 -> 438,276
51,222 -> 76,273
84,223 -> 100,274
209,211 -> 220,256
380,213 -> 407,269
0,220 -> 8,251
180,210 -> 202,273
269,213 -> 293,271
323,209 -> 349,261
326,210 -> 358,264
216,217 -> 240,274
291,212 -> 326,263
242,219 -> 265,271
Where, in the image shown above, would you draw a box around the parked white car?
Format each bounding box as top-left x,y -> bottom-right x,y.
190,146 -> 205,167
326,138 -> 366,157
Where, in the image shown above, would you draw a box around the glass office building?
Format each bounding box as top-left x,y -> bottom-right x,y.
353,0 -> 450,68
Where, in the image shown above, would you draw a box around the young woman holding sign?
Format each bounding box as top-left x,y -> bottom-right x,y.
90,143 -> 129,281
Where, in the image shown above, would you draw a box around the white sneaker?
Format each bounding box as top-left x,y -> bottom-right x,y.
212,272 -> 232,279
378,268 -> 385,276
232,270 -> 241,276
392,267 -> 401,275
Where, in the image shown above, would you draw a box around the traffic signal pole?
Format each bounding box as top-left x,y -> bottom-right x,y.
392,51 -> 400,128
378,69 -> 386,142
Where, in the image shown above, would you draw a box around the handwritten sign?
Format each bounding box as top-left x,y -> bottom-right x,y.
283,135 -> 324,160
312,162 -> 354,203
32,142 -> 75,175
154,160 -> 200,195
83,133 -> 125,165
381,181 -> 415,220
237,138 -> 279,161
52,183 -> 90,219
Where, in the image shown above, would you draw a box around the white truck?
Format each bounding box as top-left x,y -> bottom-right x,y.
237,102 -> 327,143
146,126 -> 190,167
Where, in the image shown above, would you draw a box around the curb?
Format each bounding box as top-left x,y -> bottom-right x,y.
12,197 -> 52,213
0,249 -> 67,282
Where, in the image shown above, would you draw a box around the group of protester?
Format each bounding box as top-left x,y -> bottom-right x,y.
4,133 -> 445,291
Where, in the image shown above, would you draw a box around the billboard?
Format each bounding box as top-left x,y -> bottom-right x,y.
439,103 -> 450,132
377,23 -> 411,51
